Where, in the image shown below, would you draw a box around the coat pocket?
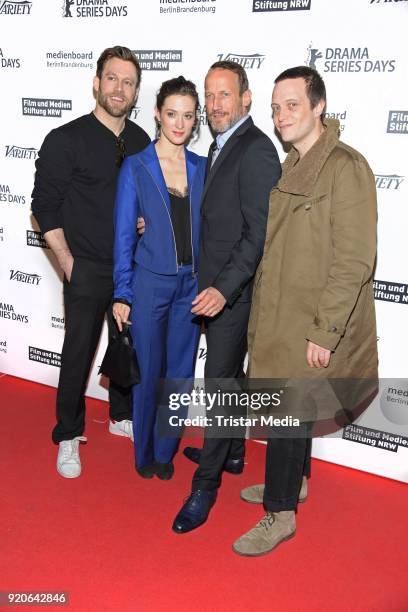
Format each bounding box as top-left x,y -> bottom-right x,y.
293,194 -> 328,213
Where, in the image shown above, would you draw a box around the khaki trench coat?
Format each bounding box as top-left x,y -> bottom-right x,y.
248,120 -> 378,424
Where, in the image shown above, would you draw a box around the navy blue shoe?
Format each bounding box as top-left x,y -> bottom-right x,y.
172,490 -> 217,534
183,446 -> 244,475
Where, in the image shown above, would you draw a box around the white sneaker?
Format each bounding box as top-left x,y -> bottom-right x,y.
57,436 -> 87,479
109,419 -> 134,442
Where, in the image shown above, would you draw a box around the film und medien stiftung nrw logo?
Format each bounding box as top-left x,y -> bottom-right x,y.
5,145 -> 37,160
374,173 -> 404,190
133,50 -> 182,71
22,98 -> 72,118
0,0 -> 32,14
0,47 -> 21,68
29,346 -> 61,367
373,279 -> 408,305
306,43 -> 396,73
216,53 -> 265,70
27,230 -> 48,248
387,111 -> 408,134
253,0 -> 311,12
62,0 -> 127,18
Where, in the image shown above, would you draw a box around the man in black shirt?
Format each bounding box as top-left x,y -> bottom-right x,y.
32,46 -> 150,478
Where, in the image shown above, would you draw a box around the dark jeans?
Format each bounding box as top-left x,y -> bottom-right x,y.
192,301 -> 250,491
263,424 -> 312,512
52,257 -> 132,443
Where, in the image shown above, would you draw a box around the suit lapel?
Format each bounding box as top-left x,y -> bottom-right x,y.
201,116 -> 253,203
185,148 -> 198,193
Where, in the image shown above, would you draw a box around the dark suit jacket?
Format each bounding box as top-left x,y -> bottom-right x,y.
199,116 -> 281,304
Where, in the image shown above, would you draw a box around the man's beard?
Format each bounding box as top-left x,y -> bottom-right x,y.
97,90 -> 134,118
208,107 -> 245,134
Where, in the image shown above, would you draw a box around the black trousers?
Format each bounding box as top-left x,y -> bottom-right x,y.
52,257 -> 132,443
263,425 -> 312,512
192,301 -> 250,491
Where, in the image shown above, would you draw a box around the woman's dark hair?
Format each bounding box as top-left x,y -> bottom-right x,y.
156,76 -> 200,139
156,76 -> 200,113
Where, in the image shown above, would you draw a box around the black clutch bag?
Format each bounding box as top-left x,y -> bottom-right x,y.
99,323 -> 140,388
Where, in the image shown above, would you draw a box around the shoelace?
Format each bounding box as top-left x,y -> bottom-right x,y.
257,513 -> 275,531
122,421 -> 132,436
61,436 -> 87,461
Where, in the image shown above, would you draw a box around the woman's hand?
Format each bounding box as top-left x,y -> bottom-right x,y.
112,302 -> 131,332
137,217 -> 145,235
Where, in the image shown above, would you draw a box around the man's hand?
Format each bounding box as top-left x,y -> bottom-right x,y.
192,287 -> 226,317
306,340 -> 331,368
43,228 -> 74,281
112,302 -> 131,332
63,254 -> 74,282
137,217 -> 145,235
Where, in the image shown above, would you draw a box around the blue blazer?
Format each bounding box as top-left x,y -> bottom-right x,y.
113,141 -> 206,304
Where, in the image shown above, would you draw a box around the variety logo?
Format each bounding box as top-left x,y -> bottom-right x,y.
216,53 -> 265,70
198,347 -> 207,360
5,145 -> 37,160
374,173 -> 404,190
0,184 -> 26,205
253,0 -> 311,11
159,0 -> 216,14
0,47 -> 21,68
29,346 -> 61,367
0,0 -> 32,14
0,302 -> 29,323
0,339 -> 7,354
62,0 -> 127,18
10,269 -> 41,285
22,98 -> 72,118
46,49 -> 93,69
51,315 -> 65,330
373,279 -> 408,304
370,0 -> 408,4
26,230 -> 49,248
306,43 -> 396,72
323,110 -> 347,133
129,105 -> 141,121
387,111 -> 408,134
133,49 -> 182,71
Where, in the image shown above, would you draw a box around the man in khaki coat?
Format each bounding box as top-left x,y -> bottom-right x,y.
232,66 -> 378,557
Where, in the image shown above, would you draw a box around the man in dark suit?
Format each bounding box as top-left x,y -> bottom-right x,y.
172,61 -> 281,534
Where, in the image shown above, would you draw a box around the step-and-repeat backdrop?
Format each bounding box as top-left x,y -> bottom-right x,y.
1,0 -> 407,482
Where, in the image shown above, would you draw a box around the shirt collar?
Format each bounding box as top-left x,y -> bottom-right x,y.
216,114 -> 250,150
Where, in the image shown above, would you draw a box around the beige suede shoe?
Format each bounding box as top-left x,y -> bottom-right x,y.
240,476 -> 308,505
232,510 -> 296,557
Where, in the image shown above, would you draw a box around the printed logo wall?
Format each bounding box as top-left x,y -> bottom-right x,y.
0,0 -> 407,482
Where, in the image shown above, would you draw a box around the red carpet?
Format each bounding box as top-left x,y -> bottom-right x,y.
1,374 -> 407,612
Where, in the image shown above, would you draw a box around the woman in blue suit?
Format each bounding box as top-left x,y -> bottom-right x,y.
113,77 -> 206,480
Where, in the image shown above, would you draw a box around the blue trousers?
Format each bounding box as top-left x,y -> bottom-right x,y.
130,264 -> 200,468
